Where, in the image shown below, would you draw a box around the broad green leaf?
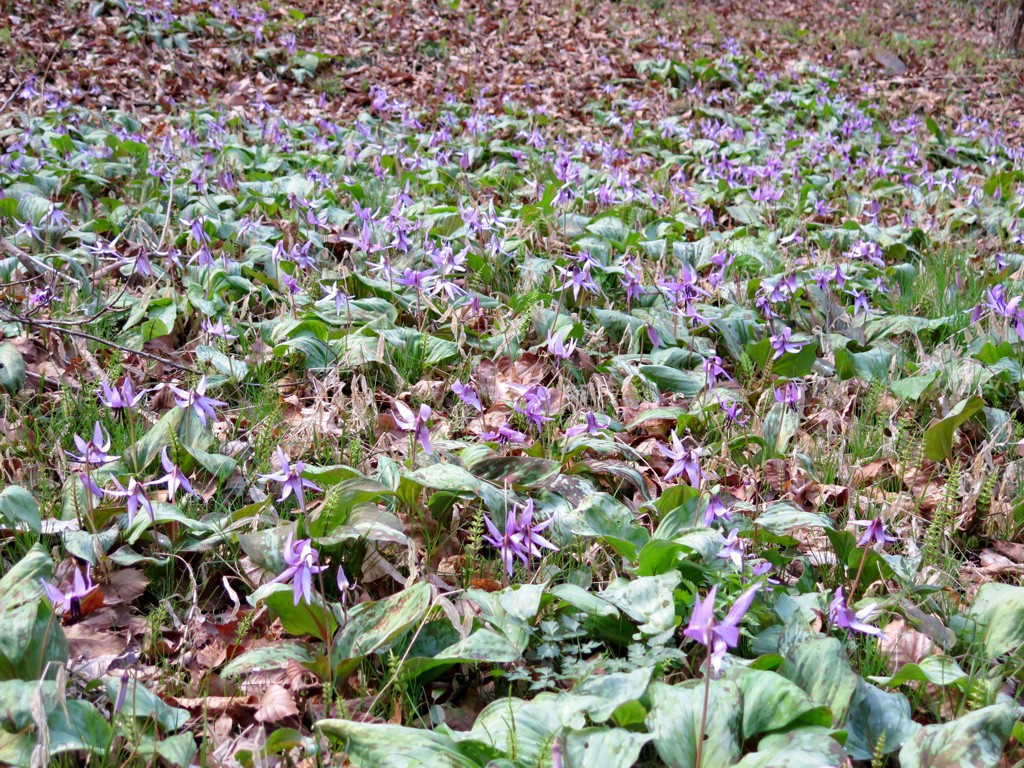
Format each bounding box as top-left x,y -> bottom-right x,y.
923,395 -> 984,461
755,501 -> 833,535
733,729 -> 848,768
869,655 -> 967,688
102,675 -> 189,731
264,584 -> 339,641
563,492 -> 650,560
317,719 -> 493,767
600,572 -> 682,635
401,629 -> 521,679
899,703 -> 1020,768
563,728 -> 651,768
639,364 -> 705,395
646,680 -> 743,768
844,679 -> 920,760
890,370 -> 939,401
0,343 -> 25,395
729,668 -> 831,741
571,667 -> 653,723
0,545 -> 67,680
0,486 -> 39,534
780,637 -> 858,725
834,341 -> 894,382
965,582 -> 1024,657
458,693 -> 593,767
467,455 -> 562,487
221,641 -> 314,678
333,581 -> 431,660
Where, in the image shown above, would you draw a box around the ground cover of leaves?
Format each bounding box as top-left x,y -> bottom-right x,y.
4,0 -> 1024,766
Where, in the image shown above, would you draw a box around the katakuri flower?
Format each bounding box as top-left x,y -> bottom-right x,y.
852,516 -> 898,548
393,401 -> 433,455
41,564 -> 97,620
169,376 -> 226,427
260,447 -> 322,514
829,586 -> 882,636
658,433 -> 704,487
154,448 -> 199,502
98,379 -> 146,410
684,583 -> 761,671
105,477 -> 156,526
67,422 -> 118,465
271,535 -> 328,606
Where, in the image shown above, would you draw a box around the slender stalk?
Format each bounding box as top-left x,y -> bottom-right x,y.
695,647 -> 712,768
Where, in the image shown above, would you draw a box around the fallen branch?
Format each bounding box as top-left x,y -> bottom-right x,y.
2,310 -> 200,375
0,236 -> 81,286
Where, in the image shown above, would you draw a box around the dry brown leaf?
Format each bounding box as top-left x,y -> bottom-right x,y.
254,684 -> 300,723
878,617 -> 933,673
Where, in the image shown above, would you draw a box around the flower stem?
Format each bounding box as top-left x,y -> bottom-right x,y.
695,647 -> 711,768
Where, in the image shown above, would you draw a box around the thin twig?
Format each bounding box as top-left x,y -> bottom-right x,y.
0,236 -> 81,286
3,311 -> 200,374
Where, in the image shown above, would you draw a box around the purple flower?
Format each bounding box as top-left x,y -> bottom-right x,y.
260,447 -> 322,514
702,493 -> 732,526
718,398 -> 749,427
105,476 -> 155,526
201,318 -> 238,340
271,535 -> 328,606
658,433 -> 704,487
480,423 -> 529,445
483,499 -> 558,576
852,516 -> 897,548
169,376 -> 226,427
829,586 -> 881,636
773,381 -> 803,410
684,583 -> 761,671
452,379 -> 483,412
154,448 -> 199,502
565,411 -> 608,438
769,327 -> 806,359
98,379 -> 146,410
393,402 -> 432,454
702,355 -> 730,387
716,528 -> 746,568
40,564 -> 96,619
336,565 -> 356,608
546,329 -> 578,361
67,422 -> 118,465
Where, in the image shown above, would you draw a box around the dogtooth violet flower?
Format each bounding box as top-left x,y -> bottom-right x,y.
67,422 -> 118,465
41,564 -> 96,619
392,401 -> 433,454
271,535 -> 328,606
853,516 -> 898,548
684,582 -> 761,672
658,433 -> 704,487
154,449 -> 200,502
105,477 -> 156,526
260,447 -> 322,514
829,587 -> 882,636
483,499 -> 558,576
169,376 -> 226,427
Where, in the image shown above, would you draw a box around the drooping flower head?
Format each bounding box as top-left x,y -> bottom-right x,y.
105,477 -> 156,526
169,376 -> 226,427
393,401 -> 433,455
683,582 -> 761,671
41,564 -> 96,621
260,447 -> 322,514
829,586 -> 882,636
271,535 -> 328,606
67,422 -> 118,465
658,432 -> 704,487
